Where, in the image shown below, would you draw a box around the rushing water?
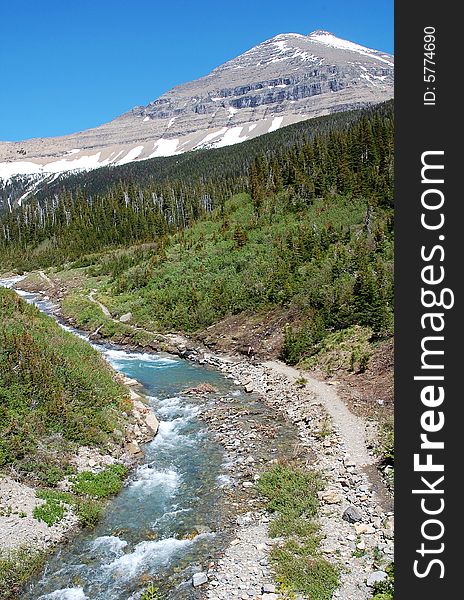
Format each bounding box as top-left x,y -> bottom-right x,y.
0,280 -> 294,600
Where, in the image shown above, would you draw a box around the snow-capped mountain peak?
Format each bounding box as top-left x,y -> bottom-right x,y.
0,29 -> 394,194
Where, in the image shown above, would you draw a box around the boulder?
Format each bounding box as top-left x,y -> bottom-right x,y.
126,441 -> 142,457
119,312 -> 132,323
318,490 -> 342,504
342,505 -> 363,523
145,413 -> 160,435
192,572 -> 208,587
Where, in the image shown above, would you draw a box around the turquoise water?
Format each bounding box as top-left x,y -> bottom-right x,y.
23,347 -> 233,600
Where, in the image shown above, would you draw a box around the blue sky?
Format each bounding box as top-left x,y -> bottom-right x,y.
0,0 -> 393,141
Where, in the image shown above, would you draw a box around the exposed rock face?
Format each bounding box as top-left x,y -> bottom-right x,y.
0,30 -> 393,180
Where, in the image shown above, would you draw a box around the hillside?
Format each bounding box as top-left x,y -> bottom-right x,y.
0,101 -> 393,271
7,100 -> 394,421
0,287 -> 129,481
1,98 -> 395,600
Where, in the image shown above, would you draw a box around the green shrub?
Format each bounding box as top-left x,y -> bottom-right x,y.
33,490 -> 75,526
75,499 -> 103,527
371,563 -> 394,599
257,464 -> 339,599
0,288 -> 128,472
141,582 -> 162,600
71,464 -> 128,498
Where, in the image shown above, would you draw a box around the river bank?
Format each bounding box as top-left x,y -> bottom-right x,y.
4,276 -> 394,599
0,372 -> 159,575
0,280 -> 161,599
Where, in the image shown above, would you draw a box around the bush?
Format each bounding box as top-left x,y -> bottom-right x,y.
71,464 -> 128,498
257,463 -> 339,599
372,563 -> 394,599
141,582 -> 162,600
0,548 -> 46,600
280,316 -> 327,366
0,288 -> 128,472
75,499 -> 103,527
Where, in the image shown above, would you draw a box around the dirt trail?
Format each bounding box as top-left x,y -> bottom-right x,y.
263,360 -> 373,467
87,290 -> 112,318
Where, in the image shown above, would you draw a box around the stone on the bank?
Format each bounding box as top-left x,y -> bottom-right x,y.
342,505 -> 363,523
119,312 -> 132,323
244,383 -> 254,393
318,490 -> 342,504
192,572 -> 208,587
145,413 -> 160,435
126,441 -> 142,456
262,594 -> 277,600
355,523 -> 375,535
262,584 -> 276,593
367,571 -> 388,587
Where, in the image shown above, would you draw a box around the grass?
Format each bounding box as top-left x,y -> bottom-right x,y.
33,490 -> 74,526
0,288 -> 129,480
140,582 -> 162,600
0,547 -> 47,600
32,465 -> 128,528
74,498 -> 104,527
257,463 -> 339,599
299,325 -> 373,376
60,291 -> 163,348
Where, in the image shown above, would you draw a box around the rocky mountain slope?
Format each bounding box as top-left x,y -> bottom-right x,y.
0,30 -> 393,183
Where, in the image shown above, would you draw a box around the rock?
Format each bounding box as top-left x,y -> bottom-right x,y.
145,413 -> 160,435
342,505 -> 363,523
119,312 -> 132,323
126,441 -> 142,456
184,382 -> 218,394
88,458 -> 97,468
262,584 -> 276,593
355,523 -> 375,535
192,572 -> 208,587
318,490 -> 342,504
383,516 -> 394,539
262,594 -> 277,600
367,571 -> 388,587
244,383 -> 254,393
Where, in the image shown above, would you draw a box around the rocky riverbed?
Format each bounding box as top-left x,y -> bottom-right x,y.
183,350 -> 394,600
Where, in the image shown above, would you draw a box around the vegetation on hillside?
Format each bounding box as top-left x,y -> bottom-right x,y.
57,186 -> 392,367
1,103 -> 393,371
0,102 -> 393,272
0,288 -> 129,483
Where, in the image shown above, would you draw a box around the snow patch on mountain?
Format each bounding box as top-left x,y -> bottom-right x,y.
308,30 -> 393,66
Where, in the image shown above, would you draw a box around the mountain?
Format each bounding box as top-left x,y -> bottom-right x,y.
0,30 -> 393,186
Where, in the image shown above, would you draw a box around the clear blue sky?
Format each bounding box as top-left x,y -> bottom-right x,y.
0,0 -> 393,141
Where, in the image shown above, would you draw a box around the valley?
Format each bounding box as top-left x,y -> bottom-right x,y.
1,29 -> 394,600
